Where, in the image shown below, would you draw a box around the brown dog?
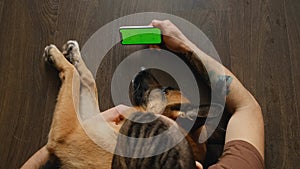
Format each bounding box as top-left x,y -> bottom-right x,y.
28,40 -> 209,168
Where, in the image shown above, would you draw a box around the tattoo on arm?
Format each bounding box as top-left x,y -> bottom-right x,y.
185,51 -> 233,96
216,74 -> 233,96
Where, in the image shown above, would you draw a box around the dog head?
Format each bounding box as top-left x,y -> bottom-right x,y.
129,68 -> 214,123
129,69 -> 195,119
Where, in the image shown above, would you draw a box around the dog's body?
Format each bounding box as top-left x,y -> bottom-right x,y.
43,41 -> 207,168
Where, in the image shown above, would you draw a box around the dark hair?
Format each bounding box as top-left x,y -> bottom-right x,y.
112,112 -> 196,169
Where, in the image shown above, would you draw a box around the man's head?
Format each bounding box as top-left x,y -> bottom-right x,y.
112,112 -> 198,169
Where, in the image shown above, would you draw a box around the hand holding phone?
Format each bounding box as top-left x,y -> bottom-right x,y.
150,20 -> 193,54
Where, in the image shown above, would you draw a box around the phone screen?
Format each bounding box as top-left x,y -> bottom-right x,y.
119,26 -> 162,45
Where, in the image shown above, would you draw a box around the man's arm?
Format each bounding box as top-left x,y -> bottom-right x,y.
186,44 -> 265,159
152,20 -> 264,159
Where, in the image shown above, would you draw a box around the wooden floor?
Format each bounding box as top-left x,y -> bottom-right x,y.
0,0 -> 299,168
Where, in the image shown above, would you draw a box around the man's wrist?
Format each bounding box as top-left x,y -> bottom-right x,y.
180,40 -> 195,54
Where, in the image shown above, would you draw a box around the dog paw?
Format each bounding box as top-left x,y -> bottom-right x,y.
43,44 -> 57,64
63,40 -> 81,65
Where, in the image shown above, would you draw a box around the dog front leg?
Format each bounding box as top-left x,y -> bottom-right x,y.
43,45 -> 81,149
62,41 -> 100,121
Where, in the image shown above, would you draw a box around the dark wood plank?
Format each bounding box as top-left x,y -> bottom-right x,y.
284,0 -> 300,167
256,1 -> 298,168
228,0 -> 265,89
183,10 -> 231,67
54,0 -> 103,47
0,0 -> 60,168
229,0 -> 299,168
0,0 -> 4,23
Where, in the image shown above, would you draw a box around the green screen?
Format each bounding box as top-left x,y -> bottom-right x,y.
120,28 -> 162,45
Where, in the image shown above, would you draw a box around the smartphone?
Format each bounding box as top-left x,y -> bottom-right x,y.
119,26 -> 162,45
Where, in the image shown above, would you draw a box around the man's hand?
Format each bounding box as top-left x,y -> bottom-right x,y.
151,20 -> 193,53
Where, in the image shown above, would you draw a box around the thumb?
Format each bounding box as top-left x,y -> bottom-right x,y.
151,19 -> 163,28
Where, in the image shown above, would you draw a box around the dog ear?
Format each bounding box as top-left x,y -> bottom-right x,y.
129,69 -> 161,107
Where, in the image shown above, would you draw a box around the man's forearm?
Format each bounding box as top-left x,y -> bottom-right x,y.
186,45 -> 233,94
183,42 -> 259,113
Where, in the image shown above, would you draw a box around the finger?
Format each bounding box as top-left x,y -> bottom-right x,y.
151,20 -> 170,35
195,161 -> 203,169
149,45 -> 155,49
151,19 -> 163,28
150,20 -> 155,26
149,45 -> 161,49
